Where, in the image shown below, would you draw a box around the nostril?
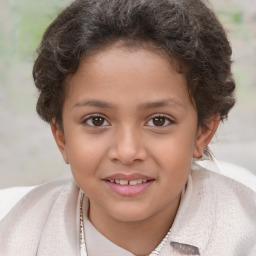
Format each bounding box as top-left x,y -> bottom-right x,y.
108,147 -> 147,164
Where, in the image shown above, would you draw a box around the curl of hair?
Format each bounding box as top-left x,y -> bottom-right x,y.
33,0 -> 235,130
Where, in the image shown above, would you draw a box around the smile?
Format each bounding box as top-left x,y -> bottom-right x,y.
108,179 -> 148,186
103,174 -> 154,196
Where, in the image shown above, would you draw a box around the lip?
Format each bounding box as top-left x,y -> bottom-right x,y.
104,173 -> 153,181
103,173 -> 155,197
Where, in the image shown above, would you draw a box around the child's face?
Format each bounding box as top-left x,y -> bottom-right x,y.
52,44 -> 215,226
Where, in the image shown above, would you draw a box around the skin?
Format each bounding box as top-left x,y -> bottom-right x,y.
52,43 -> 219,255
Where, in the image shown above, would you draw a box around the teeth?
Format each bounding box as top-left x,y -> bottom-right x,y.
129,179 -> 143,185
129,180 -> 137,186
119,180 -> 129,185
109,179 -> 149,185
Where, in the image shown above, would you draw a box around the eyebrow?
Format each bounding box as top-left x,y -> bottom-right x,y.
138,98 -> 184,109
74,99 -> 114,109
73,98 -> 184,109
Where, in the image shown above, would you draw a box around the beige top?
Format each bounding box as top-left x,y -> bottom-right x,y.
85,215 -> 135,256
0,163 -> 255,256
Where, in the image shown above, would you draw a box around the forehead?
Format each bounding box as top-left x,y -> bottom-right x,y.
64,44 -> 191,110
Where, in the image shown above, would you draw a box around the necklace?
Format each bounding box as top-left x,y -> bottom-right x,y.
79,192 -> 87,256
79,191 -> 171,256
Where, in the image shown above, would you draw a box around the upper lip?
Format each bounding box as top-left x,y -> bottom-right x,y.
104,173 -> 154,181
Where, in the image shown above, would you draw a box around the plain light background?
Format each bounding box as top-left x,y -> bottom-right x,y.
0,0 -> 255,188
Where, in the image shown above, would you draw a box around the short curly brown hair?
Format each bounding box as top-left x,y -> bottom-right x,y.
33,0 -> 235,129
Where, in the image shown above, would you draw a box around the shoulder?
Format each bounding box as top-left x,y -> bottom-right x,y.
0,186 -> 36,221
198,159 -> 256,192
0,178 -> 75,221
170,163 -> 256,255
0,178 -> 77,220
191,162 -> 256,211
192,164 -> 256,254
0,178 -> 79,255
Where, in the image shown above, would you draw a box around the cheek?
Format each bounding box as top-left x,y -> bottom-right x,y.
149,132 -> 195,179
159,149 -> 192,180
150,131 -> 196,163
68,142 -> 106,198
66,136 -> 106,179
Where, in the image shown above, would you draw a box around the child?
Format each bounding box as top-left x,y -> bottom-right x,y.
0,0 -> 255,255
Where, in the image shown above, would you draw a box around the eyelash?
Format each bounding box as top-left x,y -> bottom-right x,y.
82,114 -> 110,127
82,114 -> 175,128
145,114 -> 174,127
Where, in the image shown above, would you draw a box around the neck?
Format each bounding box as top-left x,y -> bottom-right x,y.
88,195 -> 181,255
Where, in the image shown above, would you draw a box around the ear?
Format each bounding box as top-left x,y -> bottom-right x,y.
50,121 -> 69,164
193,115 -> 220,158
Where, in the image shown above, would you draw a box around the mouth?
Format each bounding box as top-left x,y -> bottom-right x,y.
103,174 -> 155,196
107,178 -> 150,186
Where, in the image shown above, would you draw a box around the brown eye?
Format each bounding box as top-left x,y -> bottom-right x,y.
152,117 -> 166,126
84,115 -> 109,127
92,117 -> 105,126
146,115 -> 173,127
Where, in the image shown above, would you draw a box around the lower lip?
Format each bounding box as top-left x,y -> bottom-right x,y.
104,180 -> 154,196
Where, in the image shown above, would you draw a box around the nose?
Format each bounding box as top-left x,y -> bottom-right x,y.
108,126 -> 147,165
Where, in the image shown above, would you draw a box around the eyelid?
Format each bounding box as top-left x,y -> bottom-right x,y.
82,114 -> 110,127
145,114 -> 175,127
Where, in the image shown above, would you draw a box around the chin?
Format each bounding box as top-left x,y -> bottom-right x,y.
109,206 -> 153,222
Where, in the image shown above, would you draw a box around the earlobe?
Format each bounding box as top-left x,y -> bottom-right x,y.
193,115 -> 220,158
50,121 -> 69,164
